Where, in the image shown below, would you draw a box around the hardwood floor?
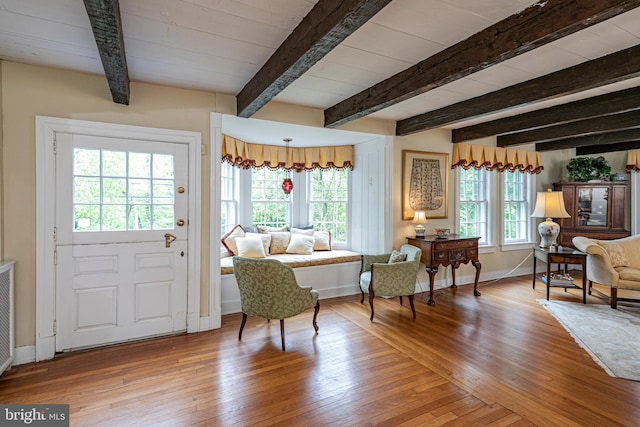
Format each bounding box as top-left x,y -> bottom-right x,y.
2,276 -> 640,426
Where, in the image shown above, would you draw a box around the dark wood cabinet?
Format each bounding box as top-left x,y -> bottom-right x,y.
553,181 -> 630,247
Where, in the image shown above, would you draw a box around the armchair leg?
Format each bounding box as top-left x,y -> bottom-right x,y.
399,296 -> 403,306
313,300 -> 320,333
408,295 -> 416,320
280,319 -> 286,351
611,287 -> 618,309
588,280 -> 593,295
360,289 -> 365,304
368,292 -> 375,322
239,313 -> 247,341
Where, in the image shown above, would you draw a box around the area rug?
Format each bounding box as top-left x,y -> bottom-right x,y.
538,300 -> 640,381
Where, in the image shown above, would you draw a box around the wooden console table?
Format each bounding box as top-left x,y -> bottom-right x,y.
407,235 -> 481,305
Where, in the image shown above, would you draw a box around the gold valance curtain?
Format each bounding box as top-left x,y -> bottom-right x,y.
626,149 -> 640,172
451,142 -> 543,174
221,134 -> 354,171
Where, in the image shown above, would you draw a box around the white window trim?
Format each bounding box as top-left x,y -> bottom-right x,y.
455,167 -> 495,251
500,172 -> 538,251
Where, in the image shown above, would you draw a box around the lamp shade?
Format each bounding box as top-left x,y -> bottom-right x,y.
530,190 -> 570,219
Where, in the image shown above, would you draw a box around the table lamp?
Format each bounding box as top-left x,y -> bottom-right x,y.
413,211 -> 427,238
530,189 -> 570,248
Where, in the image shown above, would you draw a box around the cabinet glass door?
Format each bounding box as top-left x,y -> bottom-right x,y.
577,187 -> 608,227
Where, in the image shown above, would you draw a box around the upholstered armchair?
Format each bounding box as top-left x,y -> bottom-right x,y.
233,257 -> 320,350
359,244 -> 422,321
573,235 -> 640,308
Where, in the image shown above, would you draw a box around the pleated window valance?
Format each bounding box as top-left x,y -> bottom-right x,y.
451,143 -> 543,174
626,149 -> 640,172
221,134 -> 354,171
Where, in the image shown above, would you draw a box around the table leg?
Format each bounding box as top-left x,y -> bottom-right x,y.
582,262 -> 587,304
426,267 -> 438,306
532,252 -> 537,289
472,260 -> 482,296
546,259 -> 551,300
450,262 -> 459,288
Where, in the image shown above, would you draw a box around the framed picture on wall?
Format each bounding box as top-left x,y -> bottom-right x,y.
402,150 -> 449,220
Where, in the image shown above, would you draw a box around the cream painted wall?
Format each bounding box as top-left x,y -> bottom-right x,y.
0,61 -> 236,347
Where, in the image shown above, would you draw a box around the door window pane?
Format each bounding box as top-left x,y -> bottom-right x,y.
73,149 -> 175,232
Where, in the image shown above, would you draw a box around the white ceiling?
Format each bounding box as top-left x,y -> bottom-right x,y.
1,0 -> 639,145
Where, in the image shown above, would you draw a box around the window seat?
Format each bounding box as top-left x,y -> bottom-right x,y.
220,250 -> 361,275
219,250 -> 362,314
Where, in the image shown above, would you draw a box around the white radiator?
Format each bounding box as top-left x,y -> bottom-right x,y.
0,262 -> 15,375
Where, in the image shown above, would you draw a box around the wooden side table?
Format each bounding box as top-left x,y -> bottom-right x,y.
532,246 -> 587,303
407,235 -> 481,306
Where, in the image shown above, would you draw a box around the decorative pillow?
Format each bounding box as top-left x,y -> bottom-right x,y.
221,224 -> 245,256
286,234 -> 315,255
245,232 -> 271,254
235,237 -> 266,258
598,241 -> 629,268
257,225 -> 288,234
291,227 -> 314,236
293,224 -> 314,230
269,231 -> 291,254
313,230 -> 331,251
388,250 -> 407,263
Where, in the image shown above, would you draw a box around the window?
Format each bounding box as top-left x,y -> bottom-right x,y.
308,169 -> 348,243
458,168 -> 490,245
73,148 -> 175,231
220,165 -> 350,249
220,162 -> 237,235
456,167 -> 535,250
251,168 -> 291,229
502,171 -> 531,243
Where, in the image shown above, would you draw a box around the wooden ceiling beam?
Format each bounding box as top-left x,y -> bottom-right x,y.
452,86 -> 640,143
236,0 -> 392,118
397,43 -> 640,135
497,110 -> 640,147
577,141 -> 640,155
536,129 -> 640,152
83,0 -> 129,105
324,0 -> 640,129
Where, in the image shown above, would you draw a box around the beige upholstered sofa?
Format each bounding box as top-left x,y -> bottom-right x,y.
573,235 -> 640,308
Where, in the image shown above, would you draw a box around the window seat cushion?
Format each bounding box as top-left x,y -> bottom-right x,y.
221,250 -> 361,275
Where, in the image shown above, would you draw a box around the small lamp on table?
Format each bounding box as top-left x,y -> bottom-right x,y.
413,211 -> 427,238
530,189 -> 570,249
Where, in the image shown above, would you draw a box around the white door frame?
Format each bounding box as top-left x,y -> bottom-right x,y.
35,116 -> 202,361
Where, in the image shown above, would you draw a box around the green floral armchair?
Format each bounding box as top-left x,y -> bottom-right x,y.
359,244 -> 422,321
233,256 -> 320,351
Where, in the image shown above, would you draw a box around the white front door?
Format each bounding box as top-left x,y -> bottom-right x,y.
54,133 -> 189,352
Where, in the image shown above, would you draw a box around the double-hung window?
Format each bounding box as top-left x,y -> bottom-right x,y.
458,168 -> 490,245
251,168 -> 291,228
308,169 -> 348,244
220,162 -> 238,235
456,167 -> 535,249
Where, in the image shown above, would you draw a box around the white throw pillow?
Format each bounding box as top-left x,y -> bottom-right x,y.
236,237 -> 266,258
291,227 -> 315,236
245,232 -> 272,254
269,231 -> 291,254
220,224 -> 245,256
313,230 -> 331,251
286,234 -> 315,255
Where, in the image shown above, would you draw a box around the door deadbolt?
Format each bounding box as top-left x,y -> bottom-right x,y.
177,187 -> 185,194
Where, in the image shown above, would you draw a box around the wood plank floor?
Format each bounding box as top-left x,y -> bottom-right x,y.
2,275 -> 640,426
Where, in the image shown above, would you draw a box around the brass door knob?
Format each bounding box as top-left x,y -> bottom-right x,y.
176,219 -> 185,227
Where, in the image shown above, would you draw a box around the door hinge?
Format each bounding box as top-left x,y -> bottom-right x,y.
53,320 -> 57,335
53,250 -> 57,266
53,226 -> 57,241
53,135 -> 57,155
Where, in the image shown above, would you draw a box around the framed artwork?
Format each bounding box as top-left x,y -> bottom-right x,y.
402,150 -> 449,220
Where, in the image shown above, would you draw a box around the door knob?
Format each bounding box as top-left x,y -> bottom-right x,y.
176,219 -> 185,227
